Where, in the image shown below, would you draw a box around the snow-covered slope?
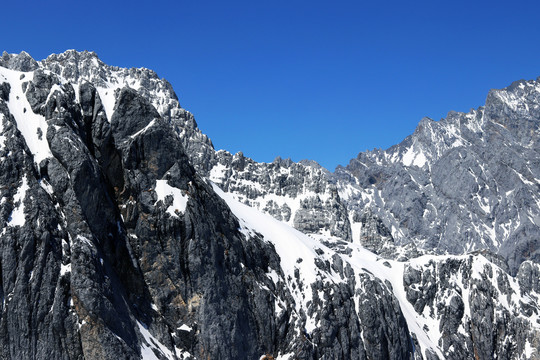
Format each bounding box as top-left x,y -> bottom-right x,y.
0,67 -> 52,164
1,50 -> 539,359
207,152 -> 352,241
214,182 -> 540,359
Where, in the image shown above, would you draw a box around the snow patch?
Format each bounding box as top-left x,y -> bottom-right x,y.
39,179 -> 54,196
208,162 -> 228,183
177,324 -> 192,332
96,87 -> 117,121
524,339 -> 534,358
60,263 -> 71,276
0,67 -> 53,165
8,175 -> 29,227
275,353 -> 295,360
154,180 -> 189,217
138,321 -> 175,360
402,143 -> 427,167
76,235 -> 93,247
130,119 -> 157,139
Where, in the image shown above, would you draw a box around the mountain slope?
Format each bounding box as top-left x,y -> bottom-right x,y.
336,80 -> 540,273
0,53 -> 291,359
215,184 -> 540,359
0,50 -> 539,359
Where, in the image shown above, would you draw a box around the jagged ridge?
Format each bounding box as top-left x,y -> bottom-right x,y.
0,50 -> 538,359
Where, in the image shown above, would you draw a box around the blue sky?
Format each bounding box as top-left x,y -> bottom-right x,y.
3,1 -> 540,170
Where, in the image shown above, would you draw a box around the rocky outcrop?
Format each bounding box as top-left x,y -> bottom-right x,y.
0,52 -> 414,360
207,152 -> 352,242
337,80 -> 540,273
403,255 -> 540,359
34,50 -> 540,276
0,50 -> 539,359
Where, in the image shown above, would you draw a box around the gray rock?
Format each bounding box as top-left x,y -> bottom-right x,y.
336,79 -> 540,274
0,51 -> 39,72
1,50 -> 539,360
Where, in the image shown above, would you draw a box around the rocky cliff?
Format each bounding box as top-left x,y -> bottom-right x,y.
0,50 -> 538,359
336,80 -> 540,275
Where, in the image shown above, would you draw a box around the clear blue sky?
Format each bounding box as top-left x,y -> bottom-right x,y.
3,1 -> 540,170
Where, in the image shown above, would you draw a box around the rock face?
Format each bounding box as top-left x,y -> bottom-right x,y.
187,76 -> 540,277
207,153 -> 352,242
0,50 -> 539,360
336,82 -> 540,273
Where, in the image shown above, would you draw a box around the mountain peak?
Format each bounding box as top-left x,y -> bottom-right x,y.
0,50 -> 39,71
44,49 -> 101,63
0,50 -> 538,359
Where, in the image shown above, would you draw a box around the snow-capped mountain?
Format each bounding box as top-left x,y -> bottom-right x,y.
182,71 -> 540,276
0,50 -> 539,359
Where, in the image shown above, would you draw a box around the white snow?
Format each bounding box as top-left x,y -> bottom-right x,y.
71,83 -> 80,104
208,162 -> 228,183
524,339 -> 534,358
275,353 -> 295,360
45,83 -> 64,104
130,119 -> 157,139
177,324 -> 192,332
349,213 -> 363,244
212,183 -> 318,283
266,269 -> 279,284
154,180 -> 189,217
402,144 -> 417,167
402,143 -> 428,168
76,235 -> 93,247
212,181 -> 445,358
0,67 -> 53,165
96,87 -> 118,121
8,175 -> 29,227
93,70 -> 175,122
207,160 -> 338,231
138,321 -> 175,360
174,347 -> 193,359
39,179 -> 54,196
474,193 -> 491,214
60,263 -> 71,276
